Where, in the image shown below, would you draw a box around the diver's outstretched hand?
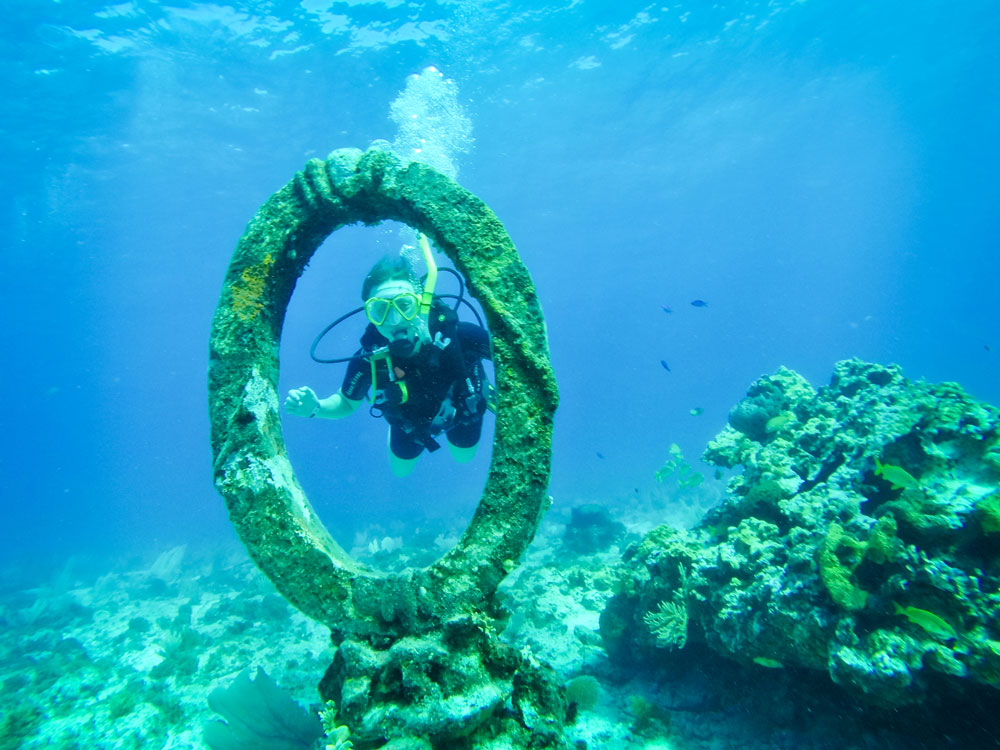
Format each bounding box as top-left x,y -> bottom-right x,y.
285,386 -> 320,417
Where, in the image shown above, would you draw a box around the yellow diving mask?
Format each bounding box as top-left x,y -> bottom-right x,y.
364,292 -> 420,326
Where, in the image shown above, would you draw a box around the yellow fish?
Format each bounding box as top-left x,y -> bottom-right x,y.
875,458 -> 920,490
752,657 -> 784,669
765,412 -> 794,434
893,603 -> 957,640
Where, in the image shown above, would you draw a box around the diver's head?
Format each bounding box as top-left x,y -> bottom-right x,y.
362,255 -> 428,357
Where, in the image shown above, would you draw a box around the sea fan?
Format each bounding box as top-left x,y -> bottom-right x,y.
203,668 -> 323,750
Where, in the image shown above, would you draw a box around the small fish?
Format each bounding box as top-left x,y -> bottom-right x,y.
596,452 -> 605,459
690,299 -> 708,308
661,305 -> 673,314
689,407 -> 704,416
713,469 -> 724,481
678,472 -> 704,489
660,359 -> 671,372
893,602 -> 957,640
752,657 -> 784,669
765,412 -> 794,434
875,458 -> 920,490
986,344 -> 993,352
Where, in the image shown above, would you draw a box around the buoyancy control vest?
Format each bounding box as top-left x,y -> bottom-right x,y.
361,299 -> 489,445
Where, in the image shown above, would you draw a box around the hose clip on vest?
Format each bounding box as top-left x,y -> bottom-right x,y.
433,331 -> 451,350
367,346 -> 409,405
463,377 -> 481,413
430,398 -> 457,435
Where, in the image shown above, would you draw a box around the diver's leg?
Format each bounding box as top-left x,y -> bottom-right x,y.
388,426 -> 421,477
446,418 -> 482,464
446,442 -> 477,463
389,452 -> 419,477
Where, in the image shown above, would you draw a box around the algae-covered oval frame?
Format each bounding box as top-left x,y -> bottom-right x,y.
208,148 -> 557,634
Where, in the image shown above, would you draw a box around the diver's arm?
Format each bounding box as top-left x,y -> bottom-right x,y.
285,386 -> 362,419
314,390 -> 364,419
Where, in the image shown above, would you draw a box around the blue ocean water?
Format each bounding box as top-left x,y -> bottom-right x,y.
1,1 -> 999,745
3,0 -> 996,562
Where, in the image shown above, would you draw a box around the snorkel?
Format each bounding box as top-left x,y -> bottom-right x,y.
418,233 -> 438,316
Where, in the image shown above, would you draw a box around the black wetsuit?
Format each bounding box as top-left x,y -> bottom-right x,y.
340,300 -> 492,459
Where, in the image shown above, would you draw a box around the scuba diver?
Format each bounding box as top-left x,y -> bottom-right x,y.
284,235 -> 493,478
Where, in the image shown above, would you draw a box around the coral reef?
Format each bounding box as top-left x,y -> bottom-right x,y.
0,545 -> 332,749
8,518 -> 1000,748
319,701 -> 354,749
601,359 -> 1000,706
